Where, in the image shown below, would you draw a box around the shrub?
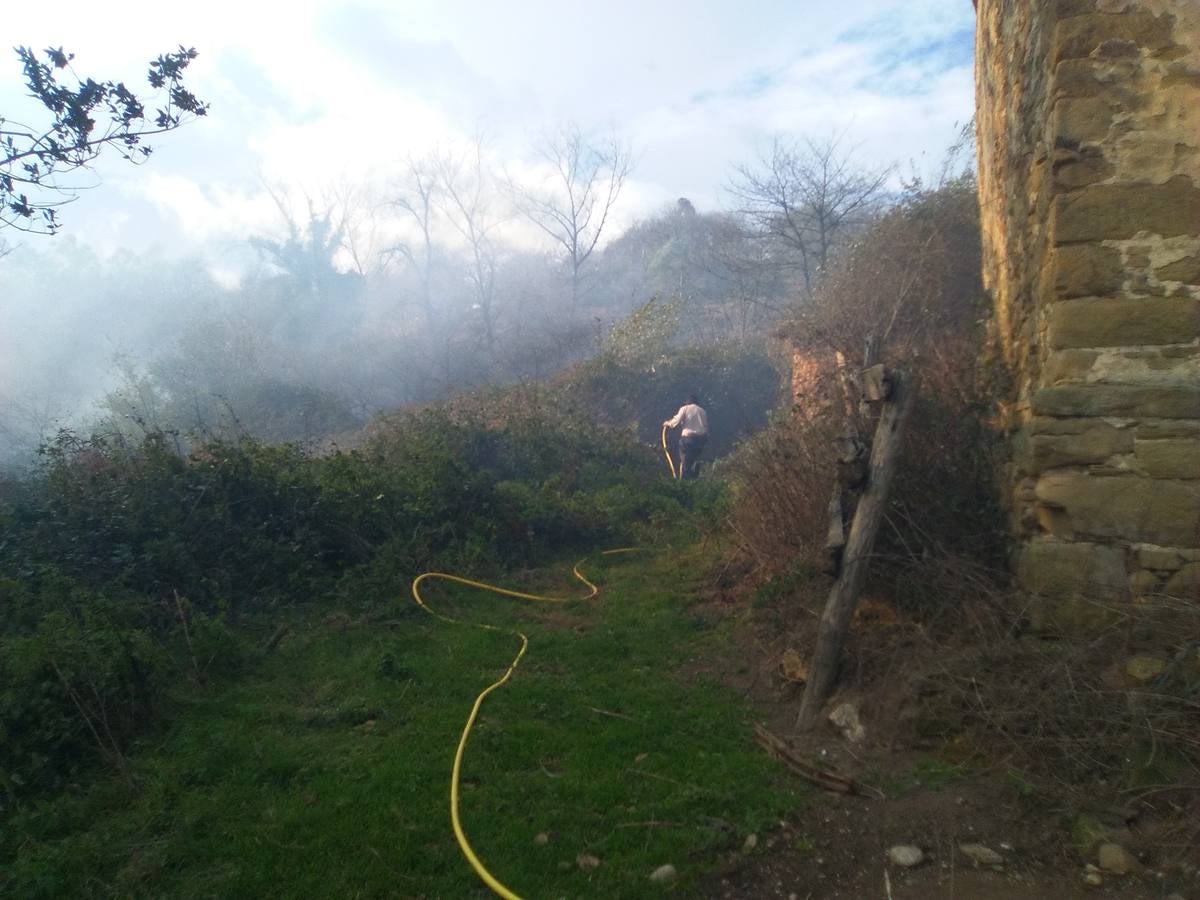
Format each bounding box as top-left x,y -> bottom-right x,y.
726,174 -> 1006,582
0,396 -> 698,803
0,575 -> 166,804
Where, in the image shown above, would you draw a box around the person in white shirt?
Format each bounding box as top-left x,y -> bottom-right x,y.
663,394 -> 709,480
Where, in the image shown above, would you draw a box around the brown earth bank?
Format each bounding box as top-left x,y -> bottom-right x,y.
685,567 -> 1200,900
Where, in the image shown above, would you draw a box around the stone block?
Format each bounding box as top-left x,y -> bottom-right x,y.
1037,503 -> 1076,538
1045,297 -> 1200,349
1018,540 -> 1130,603
1053,244 -> 1124,298
1055,176 -> 1200,243
1128,569 -> 1161,597
1165,563 -> 1200,601
1043,350 -> 1100,383
1054,0 -> 1097,18
1030,419 -> 1133,469
1035,472 -> 1200,546
1053,12 -> 1177,63
1136,546 -> 1182,570
1162,62 -> 1200,90
1055,59 -> 1106,98
1034,384 -> 1200,419
1155,254 -> 1200,285
1134,439 -> 1200,479
1054,97 -> 1117,147
1053,150 -> 1115,190
1136,419 -> 1200,440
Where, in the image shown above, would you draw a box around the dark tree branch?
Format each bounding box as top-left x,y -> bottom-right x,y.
2,45 -> 208,234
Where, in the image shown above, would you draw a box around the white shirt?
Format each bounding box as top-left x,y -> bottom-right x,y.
665,403 -> 708,437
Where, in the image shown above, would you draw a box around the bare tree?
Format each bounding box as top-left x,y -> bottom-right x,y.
509,124 -> 632,321
327,179 -> 389,280
435,137 -> 502,353
389,155 -> 441,328
730,133 -> 890,301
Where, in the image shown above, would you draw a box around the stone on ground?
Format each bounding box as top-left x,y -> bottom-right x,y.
959,843 -> 1004,866
649,863 -> 677,882
1097,842 -> 1138,874
888,845 -> 925,868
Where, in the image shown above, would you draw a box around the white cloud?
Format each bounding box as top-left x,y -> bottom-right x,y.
3,0 -> 977,258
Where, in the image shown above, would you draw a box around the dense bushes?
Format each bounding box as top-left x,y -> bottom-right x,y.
726,174 -> 1006,583
0,401 -> 690,808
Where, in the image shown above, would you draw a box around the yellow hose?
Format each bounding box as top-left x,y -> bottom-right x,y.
660,423 -> 677,479
410,548 -> 637,899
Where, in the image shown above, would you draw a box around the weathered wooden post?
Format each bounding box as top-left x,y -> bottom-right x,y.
797,368 -> 917,731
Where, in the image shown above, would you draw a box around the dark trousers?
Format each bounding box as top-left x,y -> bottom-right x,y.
679,433 -> 708,480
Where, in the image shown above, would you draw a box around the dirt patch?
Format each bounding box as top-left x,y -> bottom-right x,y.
709,778 -> 1174,899
684,565 -> 1200,899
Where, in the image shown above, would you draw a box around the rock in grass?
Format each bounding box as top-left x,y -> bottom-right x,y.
1082,864 -> 1103,886
888,845 -> 925,868
828,702 -> 866,743
1097,842 -> 1138,875
959,843 -> 1003,866
1125,655 -> 1167,682
533,832 -> 549,845
649,864 -> 677,882
576,853 -> 600,869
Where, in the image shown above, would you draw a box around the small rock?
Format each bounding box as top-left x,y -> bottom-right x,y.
533,832 -> 549,845
1126,655 -> 1168,682
1097,842 -> 1138,875
743,834 -> 758,852
634,752 -> 649,764
959,843 -> 1003,866
888,845 -> 925,868
576,853 -> 601,870
649,864 -> 676,883
828,702 -> 866,743
1082,864 -> 1103,887
780,648 -> 808,683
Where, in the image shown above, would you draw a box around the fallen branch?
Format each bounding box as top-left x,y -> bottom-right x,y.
263,624 -> 291,653
588,706 -> 637,722
754,723 -> 858,794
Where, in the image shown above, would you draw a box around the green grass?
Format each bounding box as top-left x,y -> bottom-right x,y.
3,546 -> 805,898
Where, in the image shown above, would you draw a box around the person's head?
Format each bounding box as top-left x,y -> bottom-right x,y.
686,393 -> 698,406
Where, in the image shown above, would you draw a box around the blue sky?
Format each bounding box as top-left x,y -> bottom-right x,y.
2,0 -> 977,262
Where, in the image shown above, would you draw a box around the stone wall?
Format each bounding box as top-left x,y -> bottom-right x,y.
976,0 -> 1200,619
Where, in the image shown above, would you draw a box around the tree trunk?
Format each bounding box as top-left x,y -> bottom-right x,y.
797,370 -> 917,731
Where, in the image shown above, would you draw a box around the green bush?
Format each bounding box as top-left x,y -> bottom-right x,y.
0,397 -> 700,805
0,576 -> 166,804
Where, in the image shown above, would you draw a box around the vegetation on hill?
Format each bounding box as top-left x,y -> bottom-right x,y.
0,387 -> 717,808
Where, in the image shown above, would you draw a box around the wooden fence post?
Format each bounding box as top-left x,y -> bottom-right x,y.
797,370 -> 917,731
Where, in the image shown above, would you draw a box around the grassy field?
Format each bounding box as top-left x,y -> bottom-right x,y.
4,545 -> 805,898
